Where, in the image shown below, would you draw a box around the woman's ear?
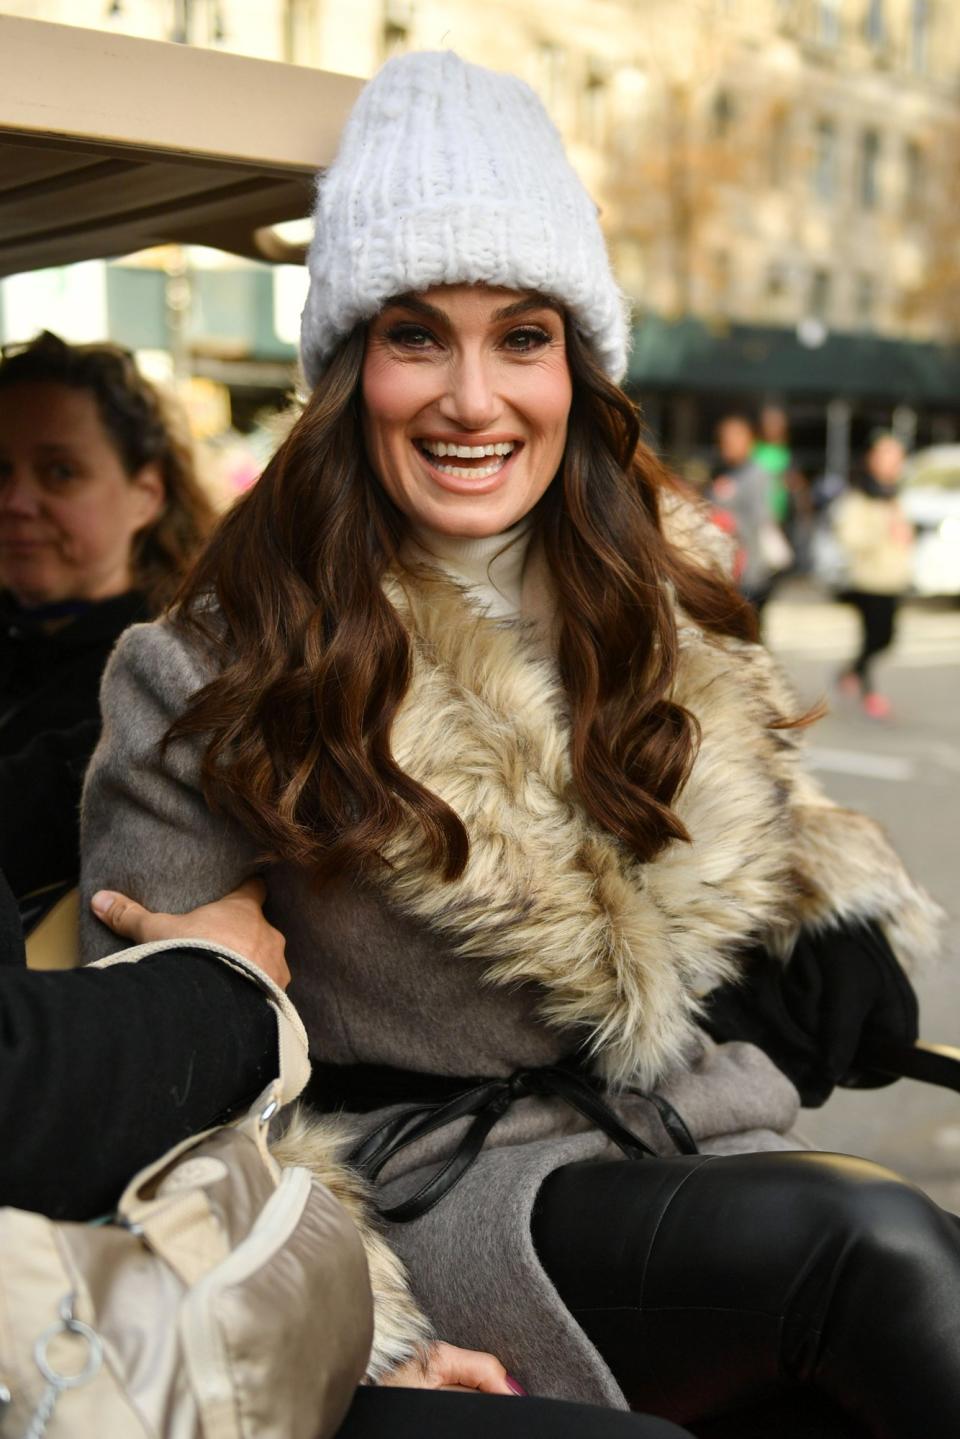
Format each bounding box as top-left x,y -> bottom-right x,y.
130,461 -> 167,531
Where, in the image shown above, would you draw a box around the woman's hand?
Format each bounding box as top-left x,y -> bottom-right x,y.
381,1341 -> 523,1394
90,878 -> 291,991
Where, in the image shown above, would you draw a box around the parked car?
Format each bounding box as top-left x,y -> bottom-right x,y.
901,446 -> 960,597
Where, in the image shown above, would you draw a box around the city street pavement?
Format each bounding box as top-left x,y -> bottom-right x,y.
764,580 -> 960,1207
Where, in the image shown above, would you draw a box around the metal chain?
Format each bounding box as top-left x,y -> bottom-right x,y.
19,1295 -> 103,1439
20,1383 -> 59,1439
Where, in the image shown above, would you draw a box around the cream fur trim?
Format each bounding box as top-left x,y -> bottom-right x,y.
377,546 -> 942,1089
270,1108 -> 432,1380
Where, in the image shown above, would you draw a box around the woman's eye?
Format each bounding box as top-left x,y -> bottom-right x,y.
42,462 -> 77,487
503,326 -> 552,353
385,323 -> 437,350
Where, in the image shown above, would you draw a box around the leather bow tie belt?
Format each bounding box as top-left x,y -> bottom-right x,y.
333,1064 -> 700,1222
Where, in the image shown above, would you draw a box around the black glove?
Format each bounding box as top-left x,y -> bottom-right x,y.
701,919 -> 919,1107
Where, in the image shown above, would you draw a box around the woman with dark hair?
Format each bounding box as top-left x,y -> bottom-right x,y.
82,54 -> 952,1437
835,432 -> 914,720
0,331 -> 215,896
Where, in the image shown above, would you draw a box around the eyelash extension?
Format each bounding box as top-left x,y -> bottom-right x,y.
384,323 -> 433,345
381,321 -> 554,349
506,326 -> 552,349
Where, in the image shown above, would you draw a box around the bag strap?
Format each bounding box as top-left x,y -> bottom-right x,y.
90,939 -> 310,1106
129,1189 -> 231,1288
117,1077 -> 284,1275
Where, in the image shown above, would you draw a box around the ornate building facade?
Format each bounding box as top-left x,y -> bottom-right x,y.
4,0 -> 959,452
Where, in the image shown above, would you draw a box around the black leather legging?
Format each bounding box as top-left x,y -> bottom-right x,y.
337,1389 -> 693,1437
531,1151 -> 960,1439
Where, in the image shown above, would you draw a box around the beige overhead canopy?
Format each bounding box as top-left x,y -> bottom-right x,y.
0,15 -> 363,277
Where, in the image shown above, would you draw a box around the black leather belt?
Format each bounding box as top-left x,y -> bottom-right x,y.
318,1060 -> 700,1223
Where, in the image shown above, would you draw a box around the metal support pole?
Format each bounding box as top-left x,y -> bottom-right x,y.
825,397 -> 852,479
164,244 -> 192,385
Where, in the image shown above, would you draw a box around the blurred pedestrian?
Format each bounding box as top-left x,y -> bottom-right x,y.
0,332 -> 215,898
754,404 -> 814,572
834,433 -> 914,720
709,412 -> 792,620
753,404 -> 792,525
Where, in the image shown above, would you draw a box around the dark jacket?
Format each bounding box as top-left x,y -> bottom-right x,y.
0,869 -> 277,1220
0,590 -> 147,897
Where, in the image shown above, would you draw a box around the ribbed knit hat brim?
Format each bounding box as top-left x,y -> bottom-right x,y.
300,51 -> 630,386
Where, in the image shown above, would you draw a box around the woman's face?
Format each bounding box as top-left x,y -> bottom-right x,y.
867,436 -> 906,488
361,284 -> 572,539
0,381 -> 164,606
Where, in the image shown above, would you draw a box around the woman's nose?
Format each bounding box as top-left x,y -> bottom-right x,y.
0,470 -> 42,517
438,353 -> 502,431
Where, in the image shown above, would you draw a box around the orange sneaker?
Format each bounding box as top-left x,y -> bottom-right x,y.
862,692 -> 892,720
836,672 -> 861,700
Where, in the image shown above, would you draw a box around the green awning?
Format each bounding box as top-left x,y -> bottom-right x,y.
628,316 -> 960,404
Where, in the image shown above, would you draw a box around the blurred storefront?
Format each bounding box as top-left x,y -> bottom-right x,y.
631,315 -> 960,477
2,0 -> 960,479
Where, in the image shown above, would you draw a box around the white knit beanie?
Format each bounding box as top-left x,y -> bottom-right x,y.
300,51 -> 630,387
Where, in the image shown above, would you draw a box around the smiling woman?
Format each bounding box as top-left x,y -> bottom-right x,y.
80,51 -> 953,1438
363,288 -> 571,537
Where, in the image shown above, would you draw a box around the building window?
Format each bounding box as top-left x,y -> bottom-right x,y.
817,0 -> 841,45
766,262 -> 787,302
810,268 -> 833,321
812,118 -> 837,202
582,67 -> 608,147
769,109 -> 791,188
170,0 -> 191,43
860,129 -> 881,210
864,0 -> 886,46
537,41 -> 567,112
383,21 -> 408,56
614,238 -> 647,297
711,250 -> 732,310
283,0 -> 316,61
911,0 -> 931,73
382,0 -> 412,59
855,273 -> 876,328
711,89 -> 736,139
904,139 -> 925,212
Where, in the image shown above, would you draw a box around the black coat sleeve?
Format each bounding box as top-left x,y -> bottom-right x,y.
0,952 -> 278,1220
0,719 -> 100,898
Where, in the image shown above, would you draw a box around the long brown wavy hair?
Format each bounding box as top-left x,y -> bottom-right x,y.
169,313 -> 780,885
0,331 -> 214,613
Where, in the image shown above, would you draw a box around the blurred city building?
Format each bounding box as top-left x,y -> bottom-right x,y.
2,0 -> 959,473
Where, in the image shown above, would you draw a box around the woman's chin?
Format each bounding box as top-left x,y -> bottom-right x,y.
0,564 -> 58,606
418,499 -> 530,540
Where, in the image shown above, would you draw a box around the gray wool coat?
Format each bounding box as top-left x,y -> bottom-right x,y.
80,547 -> 943,1409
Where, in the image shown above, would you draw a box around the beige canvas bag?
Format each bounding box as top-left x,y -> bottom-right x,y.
0,941 -> 373,1439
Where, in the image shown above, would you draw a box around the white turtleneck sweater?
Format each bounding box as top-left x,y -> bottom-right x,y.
407,519 -> 533,621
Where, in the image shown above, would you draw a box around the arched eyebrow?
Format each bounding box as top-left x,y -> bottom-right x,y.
492,294 -> 563,321
386,292 -> 563,324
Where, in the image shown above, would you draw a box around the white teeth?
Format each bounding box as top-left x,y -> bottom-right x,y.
434,460 -> 506,479
419,440 -> 516,459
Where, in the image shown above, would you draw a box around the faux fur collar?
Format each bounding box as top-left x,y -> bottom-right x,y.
372,504 -> 942,1090
376,568 -> 807,1088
